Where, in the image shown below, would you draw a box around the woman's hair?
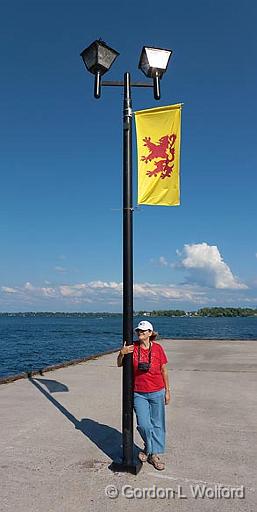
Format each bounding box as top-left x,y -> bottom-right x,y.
150,330 -> 158,341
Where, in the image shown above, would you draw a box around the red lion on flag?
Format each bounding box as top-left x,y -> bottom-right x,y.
141,134 -> 176,179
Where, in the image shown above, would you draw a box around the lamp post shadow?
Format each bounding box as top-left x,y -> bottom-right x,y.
29,377 -> 140,466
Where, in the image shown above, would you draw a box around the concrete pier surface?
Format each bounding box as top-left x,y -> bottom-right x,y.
1,339 -> 257,512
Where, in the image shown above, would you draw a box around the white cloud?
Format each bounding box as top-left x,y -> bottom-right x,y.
159,256 -> 168,267
54,266 -> 67,273
24,282 -> 35,291
151,256 -> 169,267
134,282 -> 205,303
1,286 -> 18,294
1,269 -> 254,310
0,279 -> 206,307
176,242 -> 247,290
54,280 -> 204,304
41,287 -> 57,297
88,280 -> 122,290
59,284 -> 86,297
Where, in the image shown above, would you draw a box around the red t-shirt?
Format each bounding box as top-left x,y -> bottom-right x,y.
133,341 -> 168,392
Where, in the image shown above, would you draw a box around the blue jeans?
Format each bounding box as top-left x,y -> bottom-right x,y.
133,389 -> 166,455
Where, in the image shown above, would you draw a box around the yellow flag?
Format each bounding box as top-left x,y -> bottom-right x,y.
134,104 -> 182,206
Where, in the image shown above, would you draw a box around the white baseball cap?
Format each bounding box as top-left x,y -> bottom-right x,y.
135,320 -> 153,332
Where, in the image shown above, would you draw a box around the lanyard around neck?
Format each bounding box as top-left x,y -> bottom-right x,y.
138,341 -> 152,363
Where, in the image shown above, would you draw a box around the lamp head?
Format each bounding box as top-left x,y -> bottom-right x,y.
138,46 -> 172,79
80,39 -> 119,76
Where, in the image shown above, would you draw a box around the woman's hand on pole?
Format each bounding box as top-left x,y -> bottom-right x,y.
120,341 -> 134,356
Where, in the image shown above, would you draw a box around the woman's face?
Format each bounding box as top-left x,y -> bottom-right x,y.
137,329 -> 152,343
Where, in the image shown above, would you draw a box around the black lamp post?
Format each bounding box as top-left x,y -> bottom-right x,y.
80,39 -> 172,474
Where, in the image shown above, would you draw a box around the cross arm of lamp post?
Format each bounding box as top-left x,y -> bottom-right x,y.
102,81 -> 153,88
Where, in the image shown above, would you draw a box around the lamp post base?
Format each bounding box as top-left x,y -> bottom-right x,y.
109,459 -> 142,475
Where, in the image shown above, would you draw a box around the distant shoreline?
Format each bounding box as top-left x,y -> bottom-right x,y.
1,308 -> 257,318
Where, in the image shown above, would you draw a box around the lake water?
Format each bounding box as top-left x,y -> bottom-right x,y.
1,315 -> 257,378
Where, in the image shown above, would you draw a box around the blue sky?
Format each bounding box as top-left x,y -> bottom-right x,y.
0,0 -> 256,312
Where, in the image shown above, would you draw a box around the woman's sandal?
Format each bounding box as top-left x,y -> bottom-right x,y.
138,451 -> 148,462
148,454 -> 165,471
138,444 -> 148,462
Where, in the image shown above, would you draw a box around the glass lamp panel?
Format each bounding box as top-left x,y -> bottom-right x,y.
145,48 -> 171,71
140,51 -> 150,76
81,44 -> 97,72
97,45 -> 119,70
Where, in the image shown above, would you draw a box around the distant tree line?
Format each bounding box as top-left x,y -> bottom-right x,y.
197,307 -> 257,317
137,309 -> 187,317
0,308 -> 257,317
137,308 -> 257,317
0,312 -> 122,317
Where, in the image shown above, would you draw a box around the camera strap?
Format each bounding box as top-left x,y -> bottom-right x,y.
138,341 -> 152,364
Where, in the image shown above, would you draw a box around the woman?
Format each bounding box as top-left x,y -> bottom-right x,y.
117,320 -> 170,470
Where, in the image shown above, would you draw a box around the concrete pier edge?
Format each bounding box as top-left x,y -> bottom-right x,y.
0,347 -> 120,385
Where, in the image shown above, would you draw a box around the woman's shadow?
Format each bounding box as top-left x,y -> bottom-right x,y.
29,377 -> 140,465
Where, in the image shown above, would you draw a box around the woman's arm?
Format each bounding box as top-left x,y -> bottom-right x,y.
161,364 -> 171,405
117,351 -> 124,367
